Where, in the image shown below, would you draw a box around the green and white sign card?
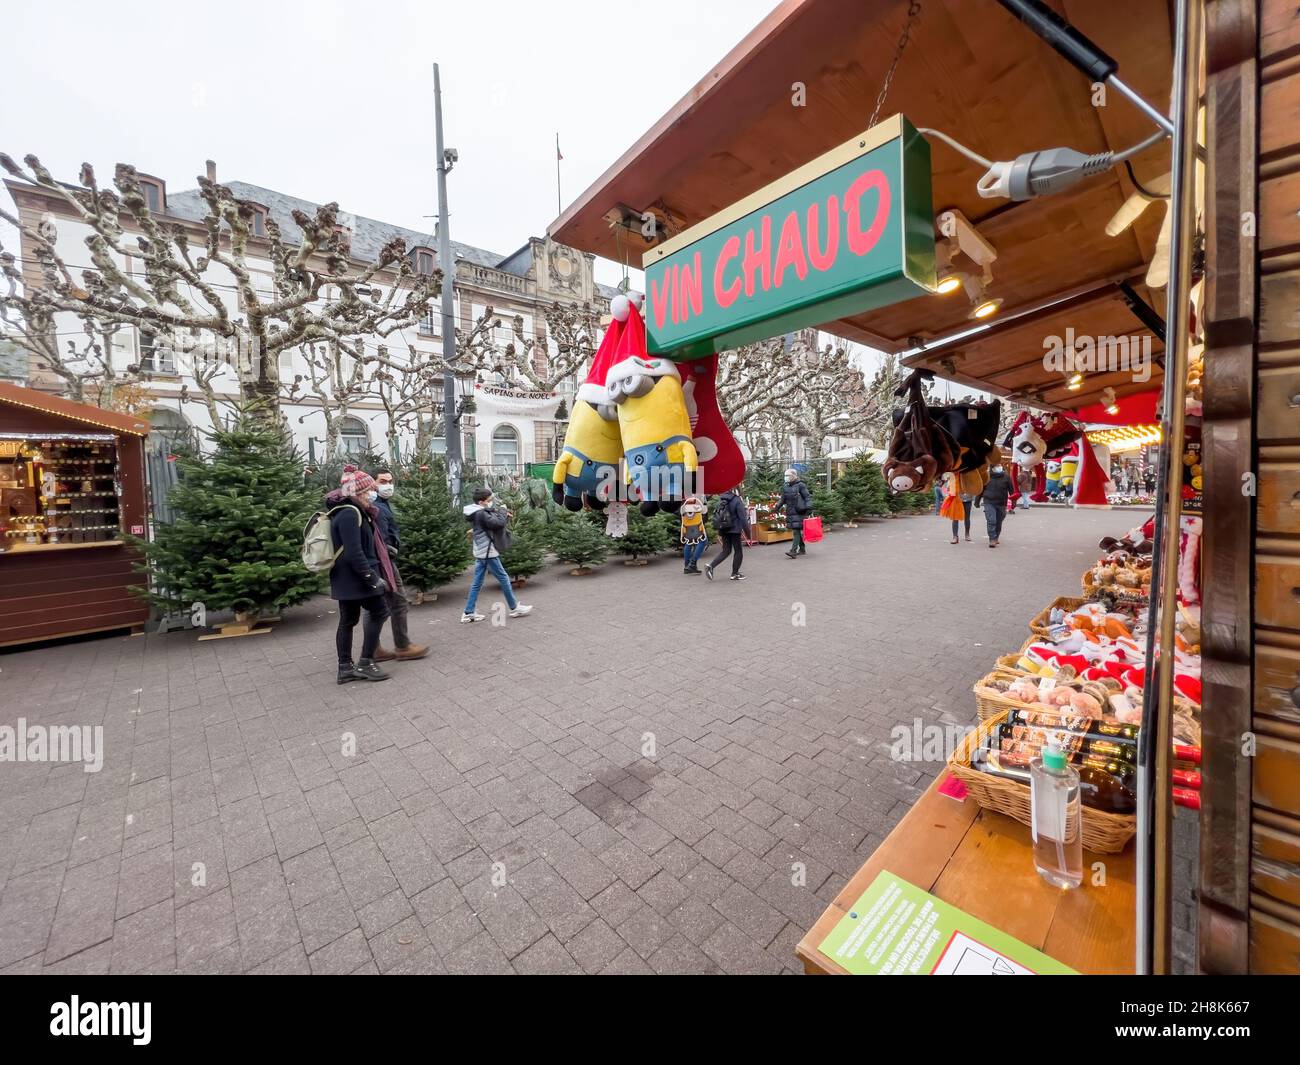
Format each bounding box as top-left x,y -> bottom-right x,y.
818,870 -> 1076,975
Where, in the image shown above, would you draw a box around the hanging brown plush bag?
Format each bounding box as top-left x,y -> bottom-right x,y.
882,370 -> 956,493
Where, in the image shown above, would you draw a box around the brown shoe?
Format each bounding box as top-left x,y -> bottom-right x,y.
989,540 -> 999,548
373,646 -> 397,662
393,643 -> 429,661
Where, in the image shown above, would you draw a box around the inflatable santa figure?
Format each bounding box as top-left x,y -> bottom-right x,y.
1070,436 -> 1114,509
1003,411 -> 1083,506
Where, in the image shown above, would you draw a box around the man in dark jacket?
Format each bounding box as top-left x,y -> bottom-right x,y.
371,468 -> 428,662
779,468 -> 813,558
326,467 -> 391,683
975,465 -> 1012,548
461,486 -> 533,623
705,489 -> 752,581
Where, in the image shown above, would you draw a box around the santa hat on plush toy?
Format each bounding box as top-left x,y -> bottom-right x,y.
1071,437 -> 1113,508
604,291 -> 681,398
574,305 -> 628,410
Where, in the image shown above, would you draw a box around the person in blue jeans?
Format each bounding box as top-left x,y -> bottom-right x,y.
975,465 -> 1012,548
678,495 -> 709,574
461,487 -> 534,622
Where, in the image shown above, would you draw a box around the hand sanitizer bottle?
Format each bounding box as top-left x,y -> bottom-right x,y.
1030,744 -> 1082,889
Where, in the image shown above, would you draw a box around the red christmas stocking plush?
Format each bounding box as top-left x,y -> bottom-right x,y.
680,354 -> 746,495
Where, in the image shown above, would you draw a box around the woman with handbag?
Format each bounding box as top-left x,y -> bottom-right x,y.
780,468 -> 813,558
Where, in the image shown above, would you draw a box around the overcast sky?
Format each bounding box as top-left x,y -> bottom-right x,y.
2,0 -> 954,387
3,0 -> 774,286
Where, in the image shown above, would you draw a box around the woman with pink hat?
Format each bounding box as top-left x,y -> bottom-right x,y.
324,465 -> 395,683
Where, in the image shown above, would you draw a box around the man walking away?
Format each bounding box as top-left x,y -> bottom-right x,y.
462,487 -> 533,622
371,468 -> 429,662
780,468 -> 813,558
975,464 -> 1013,548
326,466 -> 392,683
705,488 -> 752,581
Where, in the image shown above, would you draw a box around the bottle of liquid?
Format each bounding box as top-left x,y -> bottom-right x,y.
1030,744 -> 1083,889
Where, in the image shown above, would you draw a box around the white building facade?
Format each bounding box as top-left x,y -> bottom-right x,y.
4,175 -> 615,475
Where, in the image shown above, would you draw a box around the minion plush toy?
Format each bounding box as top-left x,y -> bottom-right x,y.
1058,449 -> 1079,497
1045,459 -> 1062,499
552,314 -> 627,511
604,296 -> 698,514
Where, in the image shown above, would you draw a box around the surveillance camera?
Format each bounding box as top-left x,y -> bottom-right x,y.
445,148 -> 459,164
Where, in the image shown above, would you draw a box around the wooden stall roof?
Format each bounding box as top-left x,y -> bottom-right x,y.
549,0 -> 1173,407
0,381 -> 150,436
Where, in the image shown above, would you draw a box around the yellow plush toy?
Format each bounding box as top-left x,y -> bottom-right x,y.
552,314 -> 628,511
604,298 -> 698,514
552,398 -> 625,511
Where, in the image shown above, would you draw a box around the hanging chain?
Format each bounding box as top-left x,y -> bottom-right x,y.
868,0 -> 923,130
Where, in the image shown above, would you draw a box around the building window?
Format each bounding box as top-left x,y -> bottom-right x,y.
138,175 -> 166,213
148,408 -> 192,454
138,329 -> 176,374
247,204 -> 268,237
420,306 -> 438,337
412,248 -> 436,276
491,424 -> 520,471
338,416 -> 370,457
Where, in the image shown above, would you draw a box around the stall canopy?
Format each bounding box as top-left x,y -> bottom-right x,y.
0,381 -> 151,436
549,0 -> 1172,412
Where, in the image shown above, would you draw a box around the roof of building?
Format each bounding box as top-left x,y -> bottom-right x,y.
166,180 -> 510,271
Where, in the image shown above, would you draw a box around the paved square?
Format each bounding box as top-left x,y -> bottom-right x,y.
0,506 -> 1126,974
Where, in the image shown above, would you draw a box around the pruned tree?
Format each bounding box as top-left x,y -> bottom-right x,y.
0,154 -> 440,422
717,334 -> 880,458
455,300 -> 601,392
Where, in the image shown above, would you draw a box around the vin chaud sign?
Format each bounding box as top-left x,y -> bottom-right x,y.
641,114 -> 935,359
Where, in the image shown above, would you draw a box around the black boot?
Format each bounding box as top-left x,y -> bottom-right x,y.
354,659 -> 390,682
337,662 -> 361,685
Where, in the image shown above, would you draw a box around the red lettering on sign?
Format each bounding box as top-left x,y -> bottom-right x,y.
677,252 -> 703,321
651,269 -> 673,330
845,169 -> 890,256
773,210 -> 808,288
807,195 -> 839,271
670,264 -> 681,324
742,215 -> 772,298
714,236 -> 741,309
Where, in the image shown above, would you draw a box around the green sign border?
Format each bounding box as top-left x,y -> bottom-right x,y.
641,114 -> 936,360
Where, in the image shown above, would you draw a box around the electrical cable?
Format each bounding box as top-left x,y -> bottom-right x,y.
917,128 -> 993,169
1124,160 -> 1171,201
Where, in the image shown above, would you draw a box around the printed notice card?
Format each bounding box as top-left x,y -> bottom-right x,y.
818,870 -> 1076,975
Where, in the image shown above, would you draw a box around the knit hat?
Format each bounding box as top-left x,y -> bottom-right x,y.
340,464 -> 377,497
576,314 -> 625,409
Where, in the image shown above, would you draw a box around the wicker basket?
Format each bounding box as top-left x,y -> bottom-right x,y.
1028,595 -> 1087,637
995,652 -> 1030,673
972,670 -> 1030,721
947,711 -> 1136,854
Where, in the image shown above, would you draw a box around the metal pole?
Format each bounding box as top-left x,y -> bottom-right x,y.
434,62 -> 462,503
1135,0 -> 1199,975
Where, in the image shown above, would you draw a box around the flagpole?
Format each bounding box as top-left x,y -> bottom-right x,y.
555,132 -> 562,215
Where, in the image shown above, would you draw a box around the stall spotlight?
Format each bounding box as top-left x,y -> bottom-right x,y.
1067,372 -> 1084,390
969,297 -> 1002,320
1106,403 -> 1120,415
936,274 -> 963,295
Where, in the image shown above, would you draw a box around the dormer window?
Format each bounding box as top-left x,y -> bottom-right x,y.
412,248 -> 436,276
137,174 -> 166,213
245,203 -> 269,237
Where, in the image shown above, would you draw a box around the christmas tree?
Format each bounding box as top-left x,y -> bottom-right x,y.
619,505 -> 673,561
393,455 -> 471,594
138,408 -> 323,616
809,482 -> 844,529
548,510 -> 611,573
494,484 -> 547,582
743,452 -> 783,499
833,453 -> 890,521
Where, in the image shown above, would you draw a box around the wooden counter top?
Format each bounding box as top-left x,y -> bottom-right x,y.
796,771 -> 1136,975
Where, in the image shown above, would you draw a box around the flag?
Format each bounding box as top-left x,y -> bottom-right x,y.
556,134 -> 563,161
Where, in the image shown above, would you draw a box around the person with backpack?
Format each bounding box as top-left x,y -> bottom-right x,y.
705,488 -> 751,581
370,468 -> 429,663
461,486 -> 533,623
323,466 -> 393,683
779,468 -> 813,559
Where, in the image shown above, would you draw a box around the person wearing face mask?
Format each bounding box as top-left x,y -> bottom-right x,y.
779,468 -> 813,558
325,466 -> 393,682
370,468 -> 429,663
974,463 -> 1012,548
